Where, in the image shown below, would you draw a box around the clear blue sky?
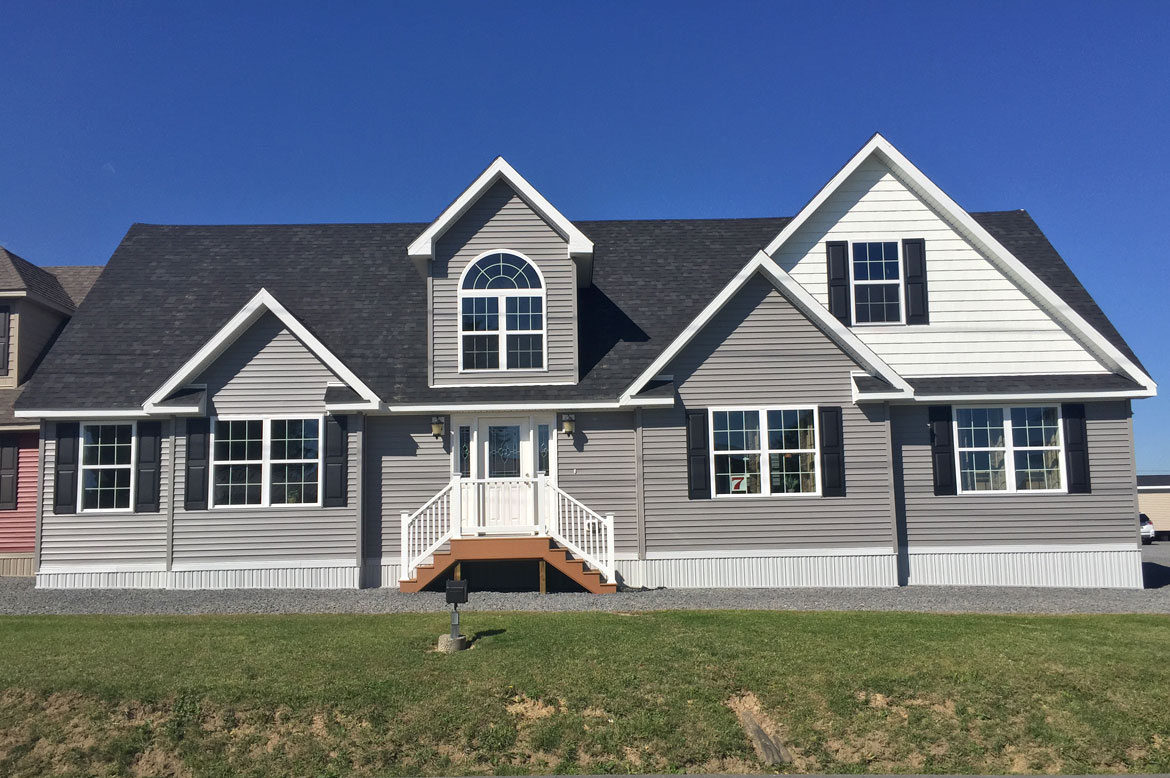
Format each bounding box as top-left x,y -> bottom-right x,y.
2,1 -> 1167,470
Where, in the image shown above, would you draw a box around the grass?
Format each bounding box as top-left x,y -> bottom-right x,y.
0,610 -> 1168,776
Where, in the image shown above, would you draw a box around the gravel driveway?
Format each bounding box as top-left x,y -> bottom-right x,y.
2,543 -> 1168,616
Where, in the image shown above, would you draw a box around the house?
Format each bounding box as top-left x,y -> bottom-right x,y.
0,250 -> 103,576
14,135 -> 1155,591
1138,475 -> 1170,539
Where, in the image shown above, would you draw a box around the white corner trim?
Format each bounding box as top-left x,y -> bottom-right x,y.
142,288 -> 382,412
620,251 -> 913,404
762,133 -> 1156,394
407,157 -> 594,260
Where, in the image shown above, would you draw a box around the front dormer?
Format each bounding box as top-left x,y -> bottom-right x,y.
408,159 -> 592,388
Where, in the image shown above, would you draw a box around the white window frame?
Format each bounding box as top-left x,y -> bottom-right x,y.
708,406 -> 821,498
953,404 -> 1067,496
208,414 -> 325,509
456,249 -> 549,373
448,414 -> 558,483
77,420 -> 138,513
848,239 -> 906,326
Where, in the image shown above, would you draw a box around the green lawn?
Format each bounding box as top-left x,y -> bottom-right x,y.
1,611 -> 1168,776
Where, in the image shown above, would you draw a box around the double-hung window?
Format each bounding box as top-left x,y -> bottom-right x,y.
955,406 -> 1065,493
79,423 -> 135,511
459,251 -> 546,371
710,408 -> 819,496
211,417 -> 322,507
851,241 -> 903,324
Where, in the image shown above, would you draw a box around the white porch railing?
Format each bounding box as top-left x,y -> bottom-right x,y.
546,482 -> 615,584
399,482 -> 455,582
399,477 -> 616,585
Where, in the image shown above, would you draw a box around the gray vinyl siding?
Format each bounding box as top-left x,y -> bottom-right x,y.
557,411 -> 638,553
363,415 -> 453,564
197,312 -> 340,415
642,274 -> 895,552
893,401 -> 1139,546
39,421 -> 172,567
16,300 -> 67,384
431,180 -> 577,385
0,303 -> 18,388
172,416 -> 360,564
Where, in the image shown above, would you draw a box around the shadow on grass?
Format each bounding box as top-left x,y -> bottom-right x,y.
470,628 -> 506,644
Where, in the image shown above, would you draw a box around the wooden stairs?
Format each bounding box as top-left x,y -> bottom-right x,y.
399,536 -> 617,594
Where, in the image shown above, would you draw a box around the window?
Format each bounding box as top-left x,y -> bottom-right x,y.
955,406 -> 1064,494
459,251 -> 545,371
711,408 -> 819,496
211,417 -> 322,507
79,423 -> 135,511
851,241 -> 903,324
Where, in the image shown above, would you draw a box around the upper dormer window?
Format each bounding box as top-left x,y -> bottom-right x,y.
851,242 -> 904,324
459,251 -> 546,371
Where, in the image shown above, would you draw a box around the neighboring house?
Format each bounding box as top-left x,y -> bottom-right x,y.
15,135 -> 1156,591
1138,475 -> 1170,538
0,249 -> 103,576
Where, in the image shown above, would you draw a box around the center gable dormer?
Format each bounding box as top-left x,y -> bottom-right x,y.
409,158 -> 592,387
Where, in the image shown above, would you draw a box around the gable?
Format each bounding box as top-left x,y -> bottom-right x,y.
667,274 -> 866,405
773,155 -> 1110,377
196,311 -> 341,415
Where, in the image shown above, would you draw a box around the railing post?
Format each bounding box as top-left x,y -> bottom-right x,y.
605,513 -> 616,583
400,511 -> 411,581
536,475 -> 547,533
450,477 -> 462,539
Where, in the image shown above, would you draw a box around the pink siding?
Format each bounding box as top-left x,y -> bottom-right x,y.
0,433 -> 39,552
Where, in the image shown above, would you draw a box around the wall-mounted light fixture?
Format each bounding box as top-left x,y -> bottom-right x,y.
431,416 -> 445,439
560,413 -> 576,437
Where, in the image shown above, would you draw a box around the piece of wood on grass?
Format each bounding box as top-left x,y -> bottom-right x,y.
726,692 -> 792,766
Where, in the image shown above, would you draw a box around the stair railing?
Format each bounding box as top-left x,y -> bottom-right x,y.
545,482 -> 615,583
399,482 -> 455,582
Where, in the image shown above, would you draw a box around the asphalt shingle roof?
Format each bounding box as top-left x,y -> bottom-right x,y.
42,265 -> 104,307
15,211 -> 1144,412
907,373 -> 1143,396
0,249 -> 78,311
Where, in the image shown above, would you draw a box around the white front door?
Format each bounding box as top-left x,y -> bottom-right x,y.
478,416 -> 535,531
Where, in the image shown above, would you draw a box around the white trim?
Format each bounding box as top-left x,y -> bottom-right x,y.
907,542 -> 1137,555
620,251 -> 913,404
456,249 -> 549,375
952,404 -> 1067,495
383,397 -> 676,413
77,421 -> 137,513
430,380 -> 577,389
1137,485 -> 1170,492
38,562 -> 167,574
708,406 -> 821,498
762,134 -> 1156,394
407,157 -> 593,260
911,388 -> 1156,402
16,409 -> 144,419
636,547 -> 893,560
208,414 -> 325,509
170,557 -> 353,571
142,288 -> 381,413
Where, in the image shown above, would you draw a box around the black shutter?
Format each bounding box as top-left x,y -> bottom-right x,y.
826,241 -> 852,325
1062,403 -> 1091,494
53,422 -> 80,514
818,406 -> 846,497
0,433 -> 18,510
685,409 -> 710,500
902,238 -> 929,325
184,418 -> 210,511
135,421 -> 162,513
928,406 -> 957,495
323,414 -> 347,507
0,307 -> 10,375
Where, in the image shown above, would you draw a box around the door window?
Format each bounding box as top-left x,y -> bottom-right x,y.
487,425 -> 522,477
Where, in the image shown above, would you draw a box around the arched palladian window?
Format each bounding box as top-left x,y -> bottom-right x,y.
458,251 -> 545,371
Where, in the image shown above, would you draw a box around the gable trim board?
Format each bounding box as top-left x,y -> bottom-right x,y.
762,134 -> 1154,394
408,157 -> 594,274
143,289 -> 380,413
621,250 -> 914,405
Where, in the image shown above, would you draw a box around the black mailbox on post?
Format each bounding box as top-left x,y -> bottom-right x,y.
446,579 -> 468,606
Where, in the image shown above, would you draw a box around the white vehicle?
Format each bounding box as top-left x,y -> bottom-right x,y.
1141,514 -> 1156,545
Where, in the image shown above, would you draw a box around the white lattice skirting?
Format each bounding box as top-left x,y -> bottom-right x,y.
905,544 -> 1143,588
35,562 -> 361,590
616,548 -> 898,588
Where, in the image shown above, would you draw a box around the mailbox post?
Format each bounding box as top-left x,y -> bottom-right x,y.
439,579 -> 469,652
